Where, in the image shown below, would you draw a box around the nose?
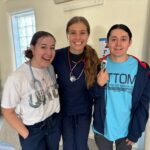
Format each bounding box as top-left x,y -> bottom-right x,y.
45,48 -> 54,56
74,33 -> 81,40
116,39 -> 121,46
48,49 -> 55,61
49,49 -> 55,56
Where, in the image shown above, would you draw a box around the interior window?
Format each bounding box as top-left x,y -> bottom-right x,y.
11,10 -> 36,68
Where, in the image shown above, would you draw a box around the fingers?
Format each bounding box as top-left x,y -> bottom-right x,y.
97,69 -> 109,86
98,69 -> 107,75
98,70 -> 109,80
126,138 -> 134,146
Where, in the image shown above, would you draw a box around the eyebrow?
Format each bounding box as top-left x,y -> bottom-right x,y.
40,43 -> 55,47
110,35 -> 128,38
69,29 -> 87,32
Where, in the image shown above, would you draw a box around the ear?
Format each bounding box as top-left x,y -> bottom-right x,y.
66,34 -> 69,41
30,45 -> 34,51
129,39 -> 132,46
30,45 -> 35,57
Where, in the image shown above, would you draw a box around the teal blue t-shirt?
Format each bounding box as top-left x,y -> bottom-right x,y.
93,56 -> 138,141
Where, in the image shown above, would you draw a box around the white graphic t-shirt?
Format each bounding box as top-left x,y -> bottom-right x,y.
1,63 -> 60,125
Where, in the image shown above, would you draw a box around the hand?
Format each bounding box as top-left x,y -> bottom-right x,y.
125,138 -> 134,146
97,69 -> 109,86
23,130 -> 29,139
20,127 -> 29,139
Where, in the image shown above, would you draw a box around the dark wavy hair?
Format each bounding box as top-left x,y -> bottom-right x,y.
24,31 -> 56,59
107,24 -> 132,41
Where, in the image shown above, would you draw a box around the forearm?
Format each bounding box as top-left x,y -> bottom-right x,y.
2,108 -> 29,139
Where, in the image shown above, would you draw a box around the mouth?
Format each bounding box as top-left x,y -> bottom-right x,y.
74,41 -> 83,46
114,48 -> 124,52
115,48 -> 122,51
42,57 -> 51,62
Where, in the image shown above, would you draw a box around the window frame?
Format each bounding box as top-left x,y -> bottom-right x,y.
11,9 -> 36,68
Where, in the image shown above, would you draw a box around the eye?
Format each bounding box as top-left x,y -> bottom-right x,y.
121,38 -> 128,41
80,31 -> 87,35
41,45 -> 47,49
68,31 -> 76,35
110,38 -> 116,42
80,30 -> 87,34
50,47 -> 55,51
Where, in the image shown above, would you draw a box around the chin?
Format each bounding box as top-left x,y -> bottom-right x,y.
42,62 -> 51,68
75,49 -> 84,54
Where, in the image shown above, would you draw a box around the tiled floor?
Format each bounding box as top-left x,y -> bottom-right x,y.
88,138 -> 98,150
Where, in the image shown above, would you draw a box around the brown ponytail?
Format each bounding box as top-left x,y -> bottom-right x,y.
84,45 -> 99,89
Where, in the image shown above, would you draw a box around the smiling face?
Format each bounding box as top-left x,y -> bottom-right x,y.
31,36 -> 55,68
67,22 -> 89,54
107,28 -> 132,62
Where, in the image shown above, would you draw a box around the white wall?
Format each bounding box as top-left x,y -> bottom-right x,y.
0,0 -> 13,87
0,0 -> 149,149
0,0 -> 149,84
142,0 -> 150,64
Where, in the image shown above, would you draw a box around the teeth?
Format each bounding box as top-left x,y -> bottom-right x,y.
43,58 -> 50,61
75,42 -> 82,45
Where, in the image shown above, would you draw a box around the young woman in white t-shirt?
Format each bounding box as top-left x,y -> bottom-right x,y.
1,31 -> 61,150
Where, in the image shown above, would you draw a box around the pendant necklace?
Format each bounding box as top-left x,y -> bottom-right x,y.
68,50 -> 84,82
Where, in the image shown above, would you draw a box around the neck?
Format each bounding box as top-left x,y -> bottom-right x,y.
30,60 -> 43,69
110,55 -> 129,63
69,47 -> 84,55
68,49 -> 84,63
